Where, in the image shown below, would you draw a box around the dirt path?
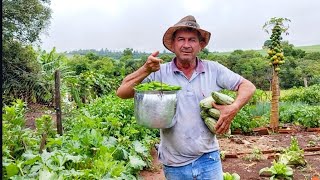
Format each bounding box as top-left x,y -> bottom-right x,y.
139,132 -> 320,180
139,148 -> 165,180
25,104 -> 56,129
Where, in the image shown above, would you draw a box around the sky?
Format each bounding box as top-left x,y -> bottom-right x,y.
40,0 -> 320,53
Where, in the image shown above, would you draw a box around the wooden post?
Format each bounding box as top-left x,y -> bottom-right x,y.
55,70 -> 63,135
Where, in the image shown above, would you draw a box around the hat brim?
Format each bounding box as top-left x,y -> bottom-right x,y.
163,26 -> 211,52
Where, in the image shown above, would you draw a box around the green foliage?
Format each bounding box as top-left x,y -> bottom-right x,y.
243,147 -> 264,162
233,57 -> 270,89
198,48 -> 210,59
205,46 -> 320,90
278,136 -> 306,167
35,115 -> 56,137
2,96 -> 160,179
91,57 -> 115,75
304,52 -> 320,60
85,52 -> 100,61
2,41 -> 54,104
207,54 -> 229,67
62,54 -> 122,107
249,102 -> 271,119
250,89 -> 269,105
231,106 -> 264,134
282,41 -> 306,58
279,102 -> 320,128
159,54 -> 174,63
62,45 -> 320,91
2,0 -> 53,104
64,71 -> 122,108
260,136 -> 306,180
280,84 -> 320,105
263,40 -> 272,48
135,81 -> 181,91
259,161 -> 293,180
124,59 -> 144,75
2,0 -> 52,44
123,48 -> 133,57
224,87 -> 319,133
67,55 -> 90,75
2,99 -> 38,165
60,94 -> 159,177
223,172 -> 241,180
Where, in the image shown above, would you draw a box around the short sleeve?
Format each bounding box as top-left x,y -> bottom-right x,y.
215,62 -> 243,90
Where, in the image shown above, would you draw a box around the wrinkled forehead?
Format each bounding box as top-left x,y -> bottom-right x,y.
172,28 -> 202,39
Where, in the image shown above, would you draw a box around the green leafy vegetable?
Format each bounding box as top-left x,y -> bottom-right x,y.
135,81 -> 181,91
223,172 -> 241,180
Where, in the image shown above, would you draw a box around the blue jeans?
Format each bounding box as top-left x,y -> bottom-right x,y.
163,151 -> 223,180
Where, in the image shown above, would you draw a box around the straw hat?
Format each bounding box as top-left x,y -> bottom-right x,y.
162,15 -> 211,52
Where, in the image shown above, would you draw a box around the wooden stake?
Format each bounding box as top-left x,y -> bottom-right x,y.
55,70 -> 63,135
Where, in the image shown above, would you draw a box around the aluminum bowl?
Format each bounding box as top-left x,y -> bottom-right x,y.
134,90 -> 178,129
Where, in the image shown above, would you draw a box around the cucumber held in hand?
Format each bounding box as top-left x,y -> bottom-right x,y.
199,96 -> 216,110
204,117 -> 217,134
208,108 -> 220,119
200,109 -> 209,120
211,91 -> 234,105
135,81 -> 181,91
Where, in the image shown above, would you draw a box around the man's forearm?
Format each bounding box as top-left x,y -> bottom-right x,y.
116,66 -> 151,99
233,79 -> 256,110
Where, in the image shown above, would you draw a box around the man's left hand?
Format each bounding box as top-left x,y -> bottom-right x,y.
211,102 -> 240,134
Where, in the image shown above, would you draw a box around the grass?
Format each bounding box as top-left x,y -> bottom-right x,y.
264,89 -> 293,100
296,44 -> 320,52
212,44 -> 320,56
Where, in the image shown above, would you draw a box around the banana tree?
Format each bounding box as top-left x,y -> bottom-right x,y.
263,17 -> 291,131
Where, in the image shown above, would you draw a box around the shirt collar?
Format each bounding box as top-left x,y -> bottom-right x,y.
171,57 -> 205,73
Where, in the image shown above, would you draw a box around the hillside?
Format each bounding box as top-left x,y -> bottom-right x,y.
212,44 -> 320,56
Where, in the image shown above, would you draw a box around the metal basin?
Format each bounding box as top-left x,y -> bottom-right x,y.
134,90 -> 178,129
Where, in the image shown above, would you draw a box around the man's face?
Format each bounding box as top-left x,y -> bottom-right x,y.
172,30 -> 204,63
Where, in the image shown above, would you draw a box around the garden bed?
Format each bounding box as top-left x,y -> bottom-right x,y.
139,131 -> 320,180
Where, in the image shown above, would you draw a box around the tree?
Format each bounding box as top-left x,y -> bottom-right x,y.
2,0 -> 52,104
2,0 -> 52,44
263,17 -> 291,131
198,48 -> 210,59
281,41 -> 306,58
263,40 -> 272,49
123,48 -> 133,57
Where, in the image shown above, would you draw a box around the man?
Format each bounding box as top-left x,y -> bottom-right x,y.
117,15 -> 256,180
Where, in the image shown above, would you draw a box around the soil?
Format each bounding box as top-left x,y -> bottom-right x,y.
25,103 -> 56,129
139,132 -> 320,180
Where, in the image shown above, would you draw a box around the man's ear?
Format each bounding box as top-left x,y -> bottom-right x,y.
171,40 -> 176,53
200,41 -> 206,49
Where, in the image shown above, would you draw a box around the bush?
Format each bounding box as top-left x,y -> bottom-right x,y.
281,84 -> 320,105
279,102 -> 320,128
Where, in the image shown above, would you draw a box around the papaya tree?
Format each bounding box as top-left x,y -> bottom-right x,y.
263,17 -> 291,131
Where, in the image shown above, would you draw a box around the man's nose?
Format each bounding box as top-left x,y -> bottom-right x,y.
183,40 -> 192,48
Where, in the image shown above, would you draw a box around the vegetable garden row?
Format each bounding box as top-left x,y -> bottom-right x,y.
3,84 -> 319,179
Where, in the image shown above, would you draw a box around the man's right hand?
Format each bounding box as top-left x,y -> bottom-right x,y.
144,51 -> 163,73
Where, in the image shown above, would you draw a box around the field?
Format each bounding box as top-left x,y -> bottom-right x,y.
212,44 -> 320,56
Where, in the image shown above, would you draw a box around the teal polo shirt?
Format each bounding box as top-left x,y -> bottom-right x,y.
143,57 -> 243,166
